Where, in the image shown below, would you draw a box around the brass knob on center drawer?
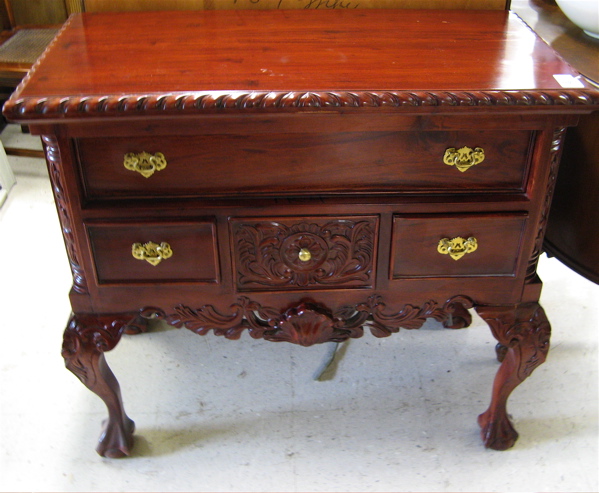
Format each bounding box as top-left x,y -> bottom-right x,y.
443,146 -> 485,172
437,236 -> 478,261
124,151 -> 167,178
132,241 -> 173,266
298,248 -> 312,262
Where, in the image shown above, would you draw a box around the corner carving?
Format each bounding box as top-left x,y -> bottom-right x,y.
61,314 -> 131,385
42,135 -> 88,294
526,127 -> 567,282
477,303 -> 550,380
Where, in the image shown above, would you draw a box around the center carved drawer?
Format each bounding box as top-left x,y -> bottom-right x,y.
75,129 -> 533,200
230,216 -> 378,291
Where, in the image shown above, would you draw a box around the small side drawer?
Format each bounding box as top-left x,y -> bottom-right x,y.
391,213 -> 528,278
230,216 -> 378,291
86,219 -> 219,284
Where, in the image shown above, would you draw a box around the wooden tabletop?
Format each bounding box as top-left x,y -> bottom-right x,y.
4,9 -> 599,121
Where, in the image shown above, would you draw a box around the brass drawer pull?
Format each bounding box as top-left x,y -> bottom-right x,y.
443,146 -> 485,172
131,241 -> 173,266
437,236 -> 478,260
298,247 -> 312,262
124,151 -> 167,178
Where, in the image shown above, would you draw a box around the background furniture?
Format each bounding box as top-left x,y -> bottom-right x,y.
5,9 -> 597,458
0,0 -> 79,98
0,0 -> 82,156
512,0 -> 599,283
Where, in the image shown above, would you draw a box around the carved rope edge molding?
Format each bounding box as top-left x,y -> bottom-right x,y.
5,90 -> 599,119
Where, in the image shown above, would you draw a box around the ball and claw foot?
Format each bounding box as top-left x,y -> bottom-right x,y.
475,302 -> 550,451
478,409 -> 519,451
62,313 -> 138,458
96,415 -> 135,458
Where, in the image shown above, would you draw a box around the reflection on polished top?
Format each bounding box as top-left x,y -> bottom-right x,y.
5,9 -> 599,120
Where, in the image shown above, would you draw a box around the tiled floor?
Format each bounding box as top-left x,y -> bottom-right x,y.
0,125 -> 597,492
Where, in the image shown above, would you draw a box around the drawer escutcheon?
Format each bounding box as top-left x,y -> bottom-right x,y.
131,241 -> 173,266
123,151 -> 167,178
443,146 -> 485,172
437,236 -> 478,261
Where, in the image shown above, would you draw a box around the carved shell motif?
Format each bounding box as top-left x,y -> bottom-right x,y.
232,218 -> 377,290
160,294 -> 474,347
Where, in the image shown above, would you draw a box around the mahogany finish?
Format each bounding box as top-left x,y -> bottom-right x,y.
75,129 -> 533,198
82,0 -> 510,12
391,213 -> 528,278
5,10 -> 589,106
231,216 -> 378,291
4,9 -> 598,457
87,220 -> 219,284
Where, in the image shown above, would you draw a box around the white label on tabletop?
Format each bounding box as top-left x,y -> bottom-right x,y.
553,74 -> 586,88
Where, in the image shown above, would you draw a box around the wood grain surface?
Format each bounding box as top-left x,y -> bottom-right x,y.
7,9 -> 594,98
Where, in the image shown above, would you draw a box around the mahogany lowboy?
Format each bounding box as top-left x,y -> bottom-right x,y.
4,9 -> 599,457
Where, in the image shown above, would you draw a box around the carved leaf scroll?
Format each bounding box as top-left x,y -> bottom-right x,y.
61,314 -> 132,386
42,136 -> 88,294
154,295 -> 473,347
477,303 -> 551,380
233,218 -> 376,290
526,127 -> 567,282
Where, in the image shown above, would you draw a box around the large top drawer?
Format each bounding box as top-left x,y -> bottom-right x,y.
75,129 -> 533,200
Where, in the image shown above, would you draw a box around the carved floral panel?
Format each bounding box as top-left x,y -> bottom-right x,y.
231,216 -> 378,291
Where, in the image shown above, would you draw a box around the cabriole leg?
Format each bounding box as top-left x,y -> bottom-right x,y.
475,302 -> 551,450
61,313 -> 136,458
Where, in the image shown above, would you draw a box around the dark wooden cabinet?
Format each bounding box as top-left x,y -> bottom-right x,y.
544,111 -> 599,283
4,9 -> 598,458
